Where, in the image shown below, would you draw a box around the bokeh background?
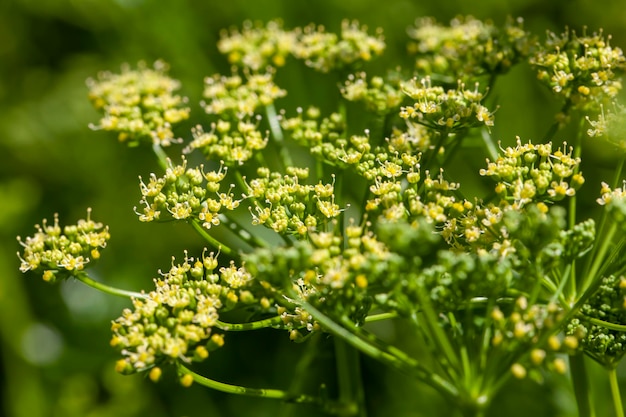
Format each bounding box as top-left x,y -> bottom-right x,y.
2,0 -> 626,416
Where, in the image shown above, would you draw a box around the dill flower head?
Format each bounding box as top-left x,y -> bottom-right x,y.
17,209 -> 110,282
87,60 -> 190,146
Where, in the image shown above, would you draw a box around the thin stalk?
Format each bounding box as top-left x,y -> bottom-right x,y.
582,223 -> 618,292
177,363 -> 320,404
220,213 -> 270,249
414,287 -> 460,373
74,271 -> 145,299
279,334 -> 323,417
334,338 -> 365,417
152,143 -> 170,171
581,157 -> 624,282
190,219 -> 233,255
588,318 -> 626,332
266,103 -> 293,169
299,299 -> 459,400
214,315 -> 283,331
480,129 -> 499,162
608,367 -> 625,417
364,312 -> 397,323
569,354 -> 595,417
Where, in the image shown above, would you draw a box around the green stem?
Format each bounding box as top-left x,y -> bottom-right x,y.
569,354 -> 595,417
152,143 -> 169,171
582,223 -> 617,292
480,129 -> 499,162
364,312 -> 397,323
608,367 -> 625,417
278,334 -> 323,417
414,287 -> 460,374
220,214 -> 270,249
299,300 -> 459,400
581,157 -> 624,286
334,338 -> 365,417
266,103 -> 293,169
190,219 -> 233,256
73,271 -> 145,299
177,363 -> 320,404
214,316 -> 283,331
588,318 -> 626,332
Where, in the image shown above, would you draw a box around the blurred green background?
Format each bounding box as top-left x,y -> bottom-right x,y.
2,0 -> 626,416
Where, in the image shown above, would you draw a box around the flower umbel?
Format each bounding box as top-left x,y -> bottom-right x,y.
87,60 -> 190,146
17,209 -> 110,282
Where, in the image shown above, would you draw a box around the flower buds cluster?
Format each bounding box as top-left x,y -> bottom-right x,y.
136,157 -> 239,229
407,16 -> 532,81
184,121 -> 268,166
111,251 -> 259,375
218,20 -> 297,71
400,77 -> 495,133
218,19 -> 385,73
201,71 -> 286,117
341,72 -> 404,115
480,138 -> 584,206
568,275 -> 626,367
245,167 -> 343,236
530,28 -> 626,111
17,210 -> 110,282
87,61 -> 190,146
490,297 -> 578,379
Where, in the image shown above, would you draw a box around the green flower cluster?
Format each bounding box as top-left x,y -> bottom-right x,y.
341,72 -> 404,115
490,297 -> 577,379
400,77 -> 495,133
245,224 -> 396,331
245,166 -> 343,236
87,61 -> 190,146
135,157 -> 239,228
218,19 -> 385,73
568,274 -> 626,368
217,20 -> 297,70
201,71 -> 286,117
184,120 -> 268,166
407,16 -> 532,82
17,210 -> 110,283
479,138 -> 585,206
530,28 -> 626,112
111,250 -> 266,376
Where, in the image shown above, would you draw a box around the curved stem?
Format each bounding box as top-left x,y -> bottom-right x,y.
299,299 -> 459,401
177,362 -> 320,404
588,317 -> 626,332
73,271 -> 146,299
608,367 -> 625,417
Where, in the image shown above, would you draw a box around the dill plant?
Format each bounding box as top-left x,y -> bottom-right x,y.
16,17 -> 626,417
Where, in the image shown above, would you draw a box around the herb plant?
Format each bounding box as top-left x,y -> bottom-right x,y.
16,17 -> 626,417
